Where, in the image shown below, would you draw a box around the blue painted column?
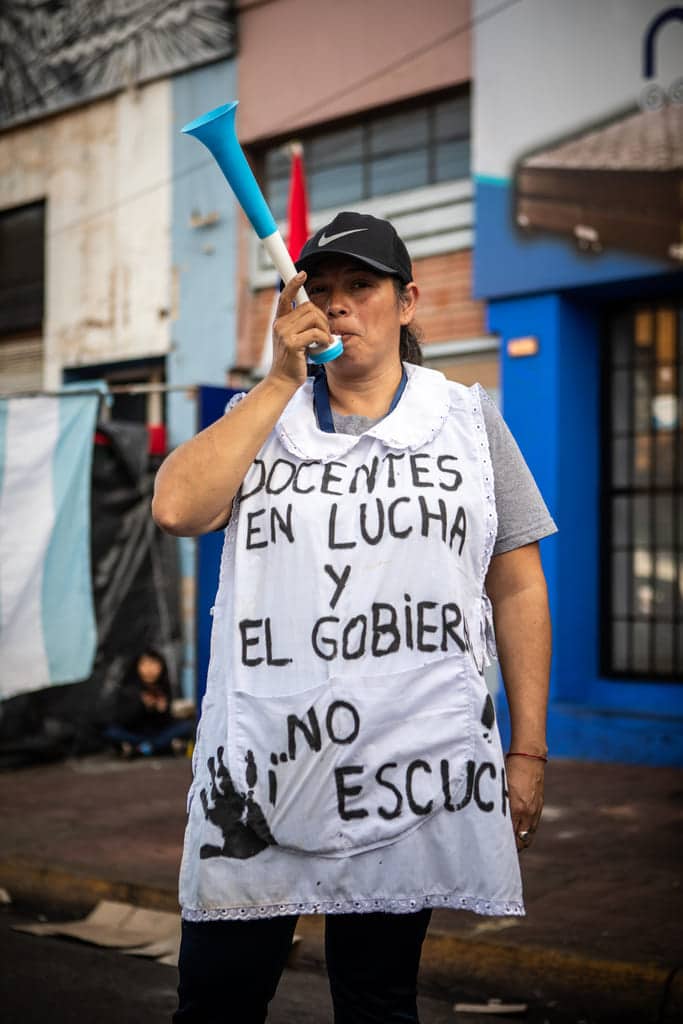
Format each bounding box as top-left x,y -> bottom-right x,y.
169,59 -> 238,697
488,291 -> 562,690
488,292 -> 603,726
486,294 -> 563,755
554,298 -> 601,707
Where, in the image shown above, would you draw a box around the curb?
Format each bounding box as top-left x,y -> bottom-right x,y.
2,859 -> 679,1022
0,859 -> 179,916
293,918 -> 677,1023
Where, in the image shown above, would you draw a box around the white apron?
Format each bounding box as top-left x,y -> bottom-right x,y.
180,365 -> 523,920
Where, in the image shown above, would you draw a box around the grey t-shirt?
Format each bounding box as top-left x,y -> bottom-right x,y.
331,388 -> 557,557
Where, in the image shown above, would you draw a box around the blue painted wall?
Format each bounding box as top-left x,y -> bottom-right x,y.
489,292 -> 683,765
474,179 -> 673,301
169,60 -> 238,446
169,59 -> 238,696
488,293 -> 561,683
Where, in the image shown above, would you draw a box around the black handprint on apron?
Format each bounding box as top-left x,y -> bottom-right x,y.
200,747 -> 276,859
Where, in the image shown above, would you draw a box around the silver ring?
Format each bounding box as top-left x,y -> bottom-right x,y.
518,829 -> 531,841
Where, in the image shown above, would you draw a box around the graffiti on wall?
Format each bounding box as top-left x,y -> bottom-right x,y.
0,0 -> 236,131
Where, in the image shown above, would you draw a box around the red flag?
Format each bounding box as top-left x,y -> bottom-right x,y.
286,142 -> 309,260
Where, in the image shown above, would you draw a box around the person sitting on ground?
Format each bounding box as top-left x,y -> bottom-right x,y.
104,649 -> 193,758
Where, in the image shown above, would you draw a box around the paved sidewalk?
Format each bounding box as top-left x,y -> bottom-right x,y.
1,755 -> 681,1021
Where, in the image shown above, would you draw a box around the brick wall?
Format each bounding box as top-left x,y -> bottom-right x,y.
234,240 -> 487,373
414,250 -> 486,345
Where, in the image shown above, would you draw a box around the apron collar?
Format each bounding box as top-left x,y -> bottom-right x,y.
312,367 -> 408,434
276,363 -> 452,463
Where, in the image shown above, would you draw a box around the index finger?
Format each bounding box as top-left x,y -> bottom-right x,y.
277,271 -> 307,316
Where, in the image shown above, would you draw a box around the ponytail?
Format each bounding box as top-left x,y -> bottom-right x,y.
394,280 -> 424,365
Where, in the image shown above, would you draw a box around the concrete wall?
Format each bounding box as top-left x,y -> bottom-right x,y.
0,82 -> 172,388
237,0 -> 469,142
473,0 -> 682,297
0,58 -> 241,700
474,0 -> 681,181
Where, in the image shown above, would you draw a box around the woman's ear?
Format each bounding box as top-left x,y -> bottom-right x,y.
399,282 -> 419,325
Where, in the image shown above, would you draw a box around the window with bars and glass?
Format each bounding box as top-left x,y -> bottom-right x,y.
0,200 -> 45,392
0,200 -> 44,337
262,92 -> 469,221
603,302 -> 682,679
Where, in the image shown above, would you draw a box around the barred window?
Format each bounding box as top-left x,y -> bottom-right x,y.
603,301 -> 682,679
63,358 -> 166,426
0,200 -> 44,337
263,92 -> 470,221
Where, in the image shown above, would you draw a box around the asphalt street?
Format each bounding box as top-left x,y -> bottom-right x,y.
4,747 -> 682,1024
0,907 -> 453,1024
0,906 -> 602,1024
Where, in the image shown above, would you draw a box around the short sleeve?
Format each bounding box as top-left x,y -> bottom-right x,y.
480,390 -> 558,556
225,391 -> 247,414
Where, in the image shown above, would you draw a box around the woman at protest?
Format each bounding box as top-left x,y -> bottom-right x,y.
153,211 -> 556,1024
103,649 -> 192,758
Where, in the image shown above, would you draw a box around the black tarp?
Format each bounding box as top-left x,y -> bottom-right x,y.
0,420 -> 182,769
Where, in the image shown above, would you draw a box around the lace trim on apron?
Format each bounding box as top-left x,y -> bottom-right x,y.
182,892 -> 525,921
466,383 -> 499,669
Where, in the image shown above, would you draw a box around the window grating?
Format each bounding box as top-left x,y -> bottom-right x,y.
263,93 -> 470,221
602,301 -> 682,680
0,201 -> 45,336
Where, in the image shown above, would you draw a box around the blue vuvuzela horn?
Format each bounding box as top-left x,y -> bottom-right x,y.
181,101 -> 342,365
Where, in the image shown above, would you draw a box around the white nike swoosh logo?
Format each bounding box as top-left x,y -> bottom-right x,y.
318,228 -> 368,247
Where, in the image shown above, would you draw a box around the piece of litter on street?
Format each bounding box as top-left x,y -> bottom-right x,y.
539,804 -> 564,822
471,917 -> 520,936
122,933 -> 181,961
286,934 -> 302,966
598,803 -> 637,820
453,998 -> 528,1015
157,951 -> 180,967
14,899 -> 180,955
4,898 -> 304,971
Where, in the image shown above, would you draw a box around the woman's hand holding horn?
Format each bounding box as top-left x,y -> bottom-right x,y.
268,272 -> 332,390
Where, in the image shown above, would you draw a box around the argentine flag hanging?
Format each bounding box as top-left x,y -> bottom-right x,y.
0,393 -> 99,700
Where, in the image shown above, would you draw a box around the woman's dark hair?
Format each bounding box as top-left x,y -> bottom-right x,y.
126,647 -> 171,697
394,280 -> 424,365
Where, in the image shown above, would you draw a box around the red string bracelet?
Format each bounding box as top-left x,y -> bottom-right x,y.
505,751 -> 548,763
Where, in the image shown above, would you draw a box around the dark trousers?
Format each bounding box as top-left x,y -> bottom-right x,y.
103,720 -> 193,754
174,909 -> 432,1024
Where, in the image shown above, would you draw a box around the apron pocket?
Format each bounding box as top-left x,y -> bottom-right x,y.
226,656 -> 476,857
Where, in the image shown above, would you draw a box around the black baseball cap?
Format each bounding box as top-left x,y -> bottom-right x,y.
296,211 -> 413,284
